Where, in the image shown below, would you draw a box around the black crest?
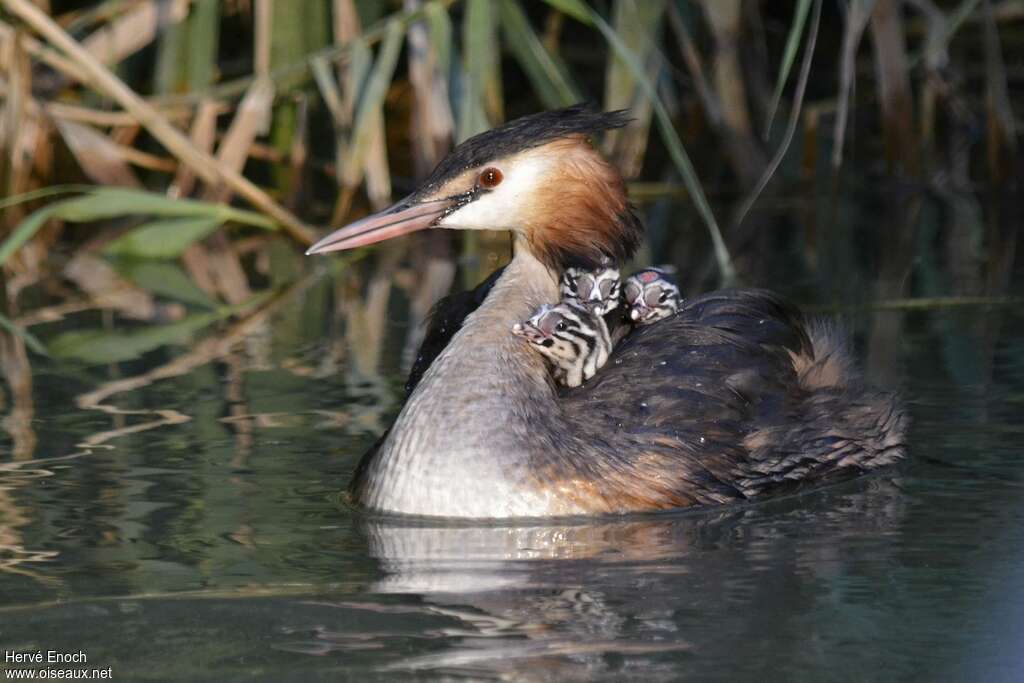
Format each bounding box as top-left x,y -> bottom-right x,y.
413,104 -> 632,197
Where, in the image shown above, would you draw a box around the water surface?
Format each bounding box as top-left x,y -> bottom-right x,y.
2,194 -> 1023,681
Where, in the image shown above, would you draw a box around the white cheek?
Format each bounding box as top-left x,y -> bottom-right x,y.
437,157 -> 550,231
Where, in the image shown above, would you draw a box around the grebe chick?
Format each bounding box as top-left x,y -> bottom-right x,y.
560,263 -> 621,316
512,301 -> 612,388
624,268 -> 681,325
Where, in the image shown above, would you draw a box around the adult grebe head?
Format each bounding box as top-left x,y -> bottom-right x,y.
306,105 -> 643,271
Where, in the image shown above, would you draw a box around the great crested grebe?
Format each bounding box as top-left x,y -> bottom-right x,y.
308,105 -> 907,518
624,267 -> 682,325
513,300 -> 612,387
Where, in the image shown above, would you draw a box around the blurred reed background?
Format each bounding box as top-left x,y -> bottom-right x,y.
0,0 -> 1021,371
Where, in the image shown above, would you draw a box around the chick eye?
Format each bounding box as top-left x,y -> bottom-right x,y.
659,293 -> 668,303
479,167 -> 503,188
556,322 -> 567,332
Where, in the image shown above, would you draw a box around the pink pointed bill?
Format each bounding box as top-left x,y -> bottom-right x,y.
305,197 -> 452,255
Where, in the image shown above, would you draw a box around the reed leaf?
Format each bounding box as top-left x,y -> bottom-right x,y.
764,0 -> 812,140
186,0 -> 220,91
735,0 -> 822,230
499,0 -> 579,108
0,185 -> 96,211
425,1 -> 453,77
562,1 -> 736,284
833,0 -> 875,169
0,312 -> 47,356
110,260 -> 220,308
540,0 -> 592,25
472,0 -> 503,121
51,189 -> 276,226
0,188 -> 275,267
343,20 -> 403,187
104,217 -> 225,260
48,310 -> 225,364
459,0 -> 501,140
0,204 -> 63,267
311,57 -> 345,125
346,40 -> 373,122
47,291 -> 271,363
153,6 -> 187,94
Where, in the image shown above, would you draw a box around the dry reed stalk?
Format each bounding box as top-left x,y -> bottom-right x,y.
82,0 -> 190,65
668,4 -> 722,128
162,101 -> 223,301
2,0 -> 317,246
152,0 -> 456,113
27,113 -> 52,182
701,0 -> 766,188
0,20 -> 91,84
63,253 -> 160,321
603,0 -> 663,178
833,0 -> 874,169
168,100 -> 221,198
362,105 -> 392,211
905,0 -> 947,156
191,78 -> 274,305
334,17 -> 402,217
541,6 -> 564,54
324,0 -> 361,224
202,78 -> 274,202
1,76 -> 192,156
1,28 -> 39,259
181,244 -> 218,297
870,0 -> 919,174
0,331 -> 35,461
405,0 -> 454,177
205,231 -> 253,305
254,0 -> 271,77
342,246 -> 404,379
44,101 -> 193,127
1,28 -> 31,202
283,94 -> 309,209
981,0 -> 1017,182
53,118 -> 143,186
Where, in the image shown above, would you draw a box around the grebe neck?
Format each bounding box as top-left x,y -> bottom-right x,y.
353,243 -> 566,517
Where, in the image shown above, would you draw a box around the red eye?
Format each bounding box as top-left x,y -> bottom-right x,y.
478,167 -> 503,188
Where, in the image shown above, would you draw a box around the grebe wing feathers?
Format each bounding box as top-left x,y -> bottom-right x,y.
545,289 -> 907,511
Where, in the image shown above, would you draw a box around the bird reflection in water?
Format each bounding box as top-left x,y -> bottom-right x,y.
278,476 -> 905,677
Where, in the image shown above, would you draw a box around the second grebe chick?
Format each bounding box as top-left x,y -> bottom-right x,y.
560,263 -> 621,316
624,268 -> 681,325
512,302 -> 612,388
